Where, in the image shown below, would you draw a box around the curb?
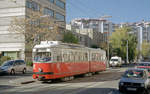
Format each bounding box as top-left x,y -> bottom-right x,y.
21,80 -> 35,84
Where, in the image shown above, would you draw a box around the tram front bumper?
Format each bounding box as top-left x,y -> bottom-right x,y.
33,72 -> 54,80
38,76 -> 46,81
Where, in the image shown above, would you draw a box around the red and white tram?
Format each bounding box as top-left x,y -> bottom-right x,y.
32,41 -> 106,81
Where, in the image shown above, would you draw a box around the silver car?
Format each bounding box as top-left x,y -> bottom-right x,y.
119,68 -> 150,94
0,60 -> 27,75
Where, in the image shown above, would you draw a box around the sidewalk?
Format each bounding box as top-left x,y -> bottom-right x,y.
9,66 -> 35,85
27,66 -> 33,73
9,76 -> 35,85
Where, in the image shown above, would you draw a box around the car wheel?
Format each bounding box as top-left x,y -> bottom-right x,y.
10,69 -> 15,75
119,87 -> 124,94
22,68 -> 26,74
142,89 -> 149,94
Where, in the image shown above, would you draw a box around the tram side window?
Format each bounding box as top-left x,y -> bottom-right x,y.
95,53 -> 98,61
99,54 -> 102,61
73,53 -> 76,62
78,53 -> 81,62
63,53 -> 70,62
71,52 -> 75,62
68,52 -> 71,62
56,54 -> 62,62
97,53 -> 100,61
69,52 -> 73,62
82,53 -> 84,61
92,53 -> 96,61
97,54 -> 100,61
85,53 -> 88,61
76,52 -> 79,62
63,54 -> 67,62
92,53 -> 94,61
74,52 -> 78,62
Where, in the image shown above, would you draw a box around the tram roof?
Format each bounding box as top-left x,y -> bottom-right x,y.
34,41 -> 105,52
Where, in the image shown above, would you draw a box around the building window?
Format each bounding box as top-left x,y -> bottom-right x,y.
48,0 -> 54,3
55,0 -> 65,9
56,12 -> 65,21
26,1 -> 32,9
43,8 -> 54,17
26,1 -> 40,11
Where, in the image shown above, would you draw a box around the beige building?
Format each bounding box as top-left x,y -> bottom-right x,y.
70,18 -> 115,48
0,0 -> 66,60
73,28 -> 103,47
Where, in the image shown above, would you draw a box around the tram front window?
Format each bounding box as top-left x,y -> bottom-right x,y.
34,52 -> 51,62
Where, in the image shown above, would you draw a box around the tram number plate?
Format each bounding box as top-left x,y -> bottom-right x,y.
127,88 -> 136,91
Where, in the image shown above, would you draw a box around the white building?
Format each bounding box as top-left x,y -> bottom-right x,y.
70,18 -> 115,47
0,0 -> 66,60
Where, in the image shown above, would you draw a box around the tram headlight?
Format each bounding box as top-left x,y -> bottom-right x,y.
33,64 -> 35,69
39,68 -> 43,72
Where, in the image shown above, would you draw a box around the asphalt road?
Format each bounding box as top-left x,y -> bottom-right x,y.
0,67 -> 127,94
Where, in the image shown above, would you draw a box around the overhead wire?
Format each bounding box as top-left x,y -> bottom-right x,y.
67,0 -> 107,19
67,0 -> 96,18
75,0 -> 102,17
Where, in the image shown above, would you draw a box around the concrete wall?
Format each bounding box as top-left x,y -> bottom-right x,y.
0,0 -> 25,60
0,0 -> 66,60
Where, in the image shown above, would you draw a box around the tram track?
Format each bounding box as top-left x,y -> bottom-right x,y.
1,67 -> 126,94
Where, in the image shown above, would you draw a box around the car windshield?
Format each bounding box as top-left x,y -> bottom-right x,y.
111,59 -> 118,61
2,61 -> 14,66
138,63 -> 150,66
33,52 -> 51,62
123,70 -> 145,78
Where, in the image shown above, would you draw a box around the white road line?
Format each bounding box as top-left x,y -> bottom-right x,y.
108,91 -> 113,94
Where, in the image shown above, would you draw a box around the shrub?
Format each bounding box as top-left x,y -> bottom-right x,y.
0,56 -> 11,65
26,61 -> 33,66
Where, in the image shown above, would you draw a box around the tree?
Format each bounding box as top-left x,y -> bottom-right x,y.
62,32 -> 78,44
110,27 -> 138,62
142,41 -> 150,58
100,42 -> 107,51
8,11 -> 59,51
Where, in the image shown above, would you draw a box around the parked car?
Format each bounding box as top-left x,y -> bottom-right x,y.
0,60 -> 27,75
119,68 -> 150,94
136,62 -> 150,76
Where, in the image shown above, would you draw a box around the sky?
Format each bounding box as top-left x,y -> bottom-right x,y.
66,0 -> 150,23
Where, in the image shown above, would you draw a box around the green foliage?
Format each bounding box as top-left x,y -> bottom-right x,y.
26,61 -> 33,66
62,32 -> 78,44
0,56 -> 11,65
110,27 -> 138,61
142,41 -> 150,57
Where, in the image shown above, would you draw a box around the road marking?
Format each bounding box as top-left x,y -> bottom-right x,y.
108,91 -> 113,94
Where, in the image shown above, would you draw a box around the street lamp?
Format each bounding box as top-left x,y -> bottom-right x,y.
126,40 -> 129,64
137,26 -> 143,62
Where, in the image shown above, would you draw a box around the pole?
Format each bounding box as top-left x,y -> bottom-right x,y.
126,40 -> 128,64
107,22 -> 110,68
107,28 -> 110,63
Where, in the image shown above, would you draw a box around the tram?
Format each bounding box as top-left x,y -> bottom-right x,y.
32,41 -> 106,81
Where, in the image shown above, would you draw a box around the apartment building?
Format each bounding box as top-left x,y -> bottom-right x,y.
0,0 -> 66,60
70,18 -> 115,47
119,21 -> 150,43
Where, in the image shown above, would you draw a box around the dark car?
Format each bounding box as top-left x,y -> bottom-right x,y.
119,68 -> 150,94
0,60 -> 27,75
136,62 -> 150,76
